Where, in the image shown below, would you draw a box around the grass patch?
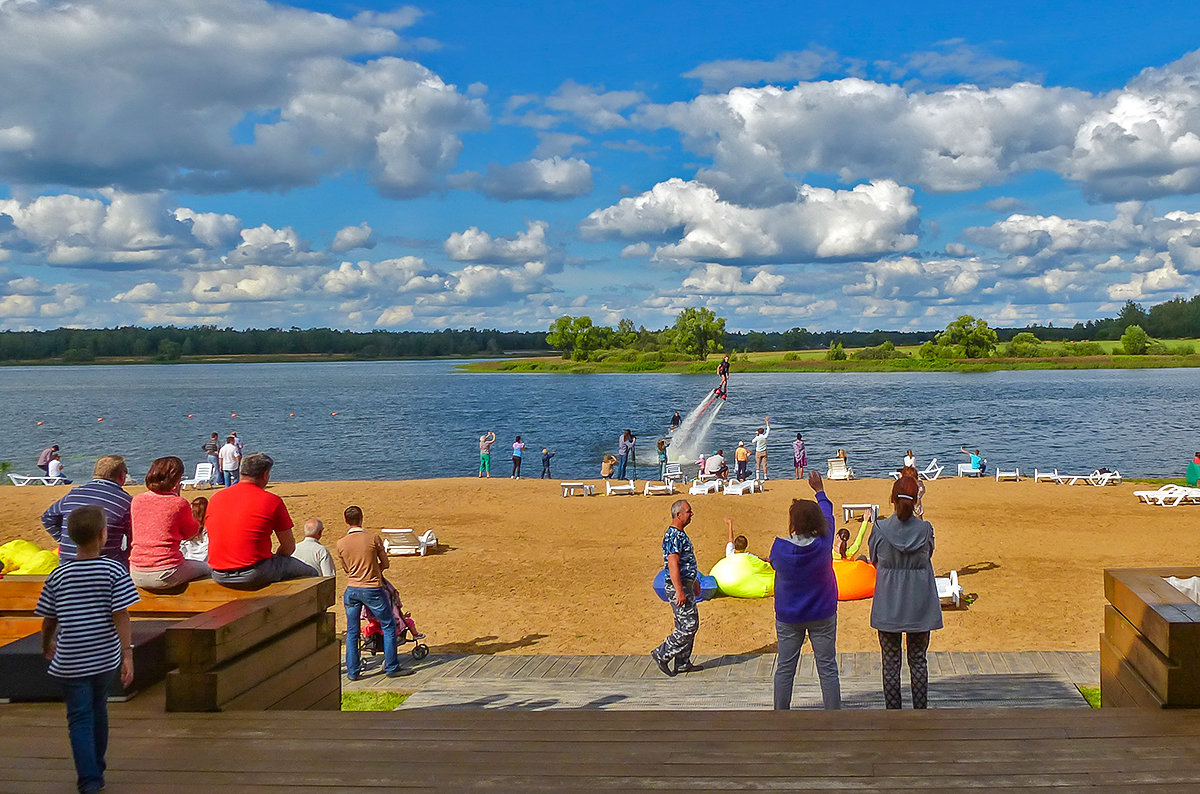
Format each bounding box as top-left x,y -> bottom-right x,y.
1126,477 -> 1189,486
341,691 -> 409,711
1077,685 -> 1101,708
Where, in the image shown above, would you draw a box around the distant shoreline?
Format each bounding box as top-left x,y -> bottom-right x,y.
0,352 -> 554,367
459,354 -> 1200,374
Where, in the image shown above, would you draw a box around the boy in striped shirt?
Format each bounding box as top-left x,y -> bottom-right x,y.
36,505 -> 140,794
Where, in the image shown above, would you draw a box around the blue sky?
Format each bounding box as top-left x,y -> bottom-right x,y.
4,1 -> 1200,333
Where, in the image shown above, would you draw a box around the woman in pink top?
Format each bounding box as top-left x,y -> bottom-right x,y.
130,456 -> 210,591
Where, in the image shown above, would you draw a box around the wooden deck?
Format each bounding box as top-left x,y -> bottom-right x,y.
3,705 -> 1200,791
342,651 -> 1101,710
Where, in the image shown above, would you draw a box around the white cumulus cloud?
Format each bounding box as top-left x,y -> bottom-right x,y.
479,157 -> 594,201
444,220 -> 550,263
330,222 -> 376,252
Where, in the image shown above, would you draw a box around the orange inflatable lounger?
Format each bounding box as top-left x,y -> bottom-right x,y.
833,559 -> 876,601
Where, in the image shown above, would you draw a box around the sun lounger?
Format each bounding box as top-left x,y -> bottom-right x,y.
606,479 -> 636,496
644,481 -> 675,496
7,474 -> 67,486
382,528 -> 438,556
994,467 -> 1020,482
841,503 -> 878,523
180,463 -> 214,490
826,458 -> 854,480
957,462 -> 985,477
688,479 -> 722,495
1135,485 -> 1200,507
918,458 -> 943,480
1033,468 -> 1060,483
723,479 -> 760,495
1087,470 -> 1122,486
561,482 -> 596,497
936,570 -> 963,608
663,463 -> 685,486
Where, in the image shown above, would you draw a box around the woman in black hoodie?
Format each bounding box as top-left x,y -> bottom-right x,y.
869,475 -> 942,709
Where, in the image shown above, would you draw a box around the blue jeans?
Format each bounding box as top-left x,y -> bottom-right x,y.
774,614 -> 840,710
211,554 -> 317,590
617,454 -> 628,479
58,669 -> 116,793
344,586 -> 401,678
206,454 -> 220,484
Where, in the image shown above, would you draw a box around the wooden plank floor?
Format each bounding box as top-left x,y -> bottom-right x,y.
3,706 -> 1200,791
341,651 -> 1100,710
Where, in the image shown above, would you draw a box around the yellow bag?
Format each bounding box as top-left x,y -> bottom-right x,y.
0,539 -> 43,574
710,553 -> 775,599
12,549 -> 59,575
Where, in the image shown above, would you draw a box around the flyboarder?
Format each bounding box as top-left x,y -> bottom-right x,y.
715,354 -> 730,400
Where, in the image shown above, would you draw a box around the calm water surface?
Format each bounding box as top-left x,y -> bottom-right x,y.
0,361 -> 1194,481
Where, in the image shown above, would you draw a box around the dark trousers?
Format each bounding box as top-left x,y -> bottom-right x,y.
58,669 -> 117,793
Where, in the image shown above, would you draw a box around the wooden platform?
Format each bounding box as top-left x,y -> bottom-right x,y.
340,651 -> 1101,710
3,705 -> 1200,790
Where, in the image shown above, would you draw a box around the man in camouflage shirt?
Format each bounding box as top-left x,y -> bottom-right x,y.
651,499 -> 704,676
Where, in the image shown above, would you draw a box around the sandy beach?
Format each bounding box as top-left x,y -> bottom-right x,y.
0,476 -> 1187,654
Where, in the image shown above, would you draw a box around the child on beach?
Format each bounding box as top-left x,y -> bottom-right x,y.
36,505 -> 140,794
540,448 -> 556,479
181,496 -> 209,562
601,453 -> 617,478
834,517 -> 870,561
735,442 -> 749,481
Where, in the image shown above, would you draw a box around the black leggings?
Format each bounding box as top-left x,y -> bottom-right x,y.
879,630 -> 930,709
512,456 -> 522,477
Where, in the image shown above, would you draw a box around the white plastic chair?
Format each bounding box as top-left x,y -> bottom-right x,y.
688,479 -> 721,495
994,468 -> 1020,482
663,463 -> 685,486
606,480 -> 636,496
936,570 -> 963,607
826,458 -> 855,480
382,528 -> 439,556
918,458 -> 943,480
180,463 -> 214,490
644,481 -> 675,496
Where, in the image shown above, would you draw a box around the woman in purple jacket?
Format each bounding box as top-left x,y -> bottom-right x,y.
769,470 -> 840,709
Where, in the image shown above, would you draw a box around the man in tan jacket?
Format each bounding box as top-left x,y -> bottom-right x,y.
335,506 -> 413,680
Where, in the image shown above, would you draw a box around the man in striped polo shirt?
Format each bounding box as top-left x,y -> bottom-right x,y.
41,455 -> 133,569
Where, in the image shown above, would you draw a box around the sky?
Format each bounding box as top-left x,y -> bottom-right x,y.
4,1 -> 1200,333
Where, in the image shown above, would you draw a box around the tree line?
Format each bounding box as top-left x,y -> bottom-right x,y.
0,326 -> 551,363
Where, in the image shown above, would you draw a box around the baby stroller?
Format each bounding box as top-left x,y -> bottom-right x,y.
360,577 -> 429,660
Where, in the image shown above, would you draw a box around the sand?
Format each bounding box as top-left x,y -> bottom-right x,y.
1,476 -> 1189,654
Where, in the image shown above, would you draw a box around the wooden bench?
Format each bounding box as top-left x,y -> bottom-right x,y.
1102,567 -> 1200,708
165,577 -> 338,712
0,576 -> 338,710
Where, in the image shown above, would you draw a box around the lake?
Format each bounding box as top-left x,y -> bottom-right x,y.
0,361 -> 1194,482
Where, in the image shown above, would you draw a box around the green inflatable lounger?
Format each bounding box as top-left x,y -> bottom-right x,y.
709,553 -> 775,598
652,569 -> 720,602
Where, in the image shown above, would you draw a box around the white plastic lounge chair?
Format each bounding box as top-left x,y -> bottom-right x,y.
1033,468 -> 1060,483
7,474 -> 67,486
663,463 -> 685,486
1138,486 -> 1200,507
688,479 -> 722,495
723,479 -> 759,495
382,528 -> 438,556
644,481 -> 675,496
995,467 -> 1020,482
826,458 -> 854,480
606,479 -> 636,496
957,461 -> 985,477
841,504 -> 878,523
1087,470 -> 1122,486
918,459 -> 943,480
560,482 -> 596,497
180,463 -> 214,490
936,570 -> 963,607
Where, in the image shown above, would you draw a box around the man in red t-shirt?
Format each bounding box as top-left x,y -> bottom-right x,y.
206,452 -> 317,590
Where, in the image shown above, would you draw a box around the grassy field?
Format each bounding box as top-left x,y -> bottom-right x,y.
460,342 -> 1200,374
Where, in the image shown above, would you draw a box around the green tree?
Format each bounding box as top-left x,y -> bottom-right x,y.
936,315 -> 998,358
1121,324 -> 1149,355
826,342 -> 847,361
546,315 -> 592,360
1005,331 -> 1042,357
669,307 -> 726,360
